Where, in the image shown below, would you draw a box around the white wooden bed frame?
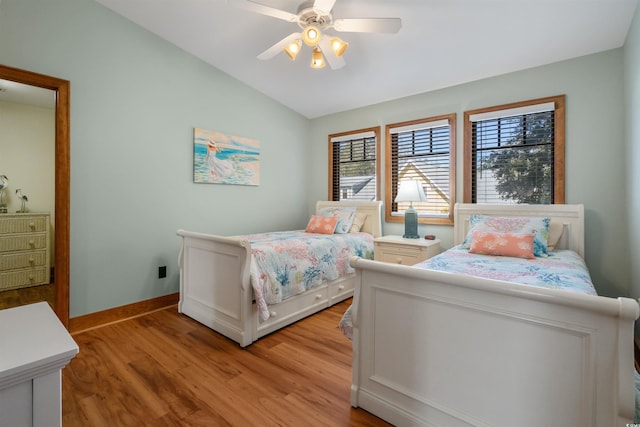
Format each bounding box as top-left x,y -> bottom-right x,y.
177,200 -> 382,347
349,203 -> 639,427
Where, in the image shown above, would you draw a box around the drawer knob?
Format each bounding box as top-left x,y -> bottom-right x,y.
28,239 -> 35,246
338,285 -> 345,290
29,274 -> 35,281
315,294 -> 322,299
270,310 -> 277,317
396,258 -> 403,264
29,221 -> 35,229
29,257 -> 35,264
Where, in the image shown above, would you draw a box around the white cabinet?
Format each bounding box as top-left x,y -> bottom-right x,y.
0,302 -> 78,427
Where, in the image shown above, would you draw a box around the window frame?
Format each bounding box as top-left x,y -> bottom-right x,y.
463,95 -> 566,204
328,126 -> 381,202
385,113 -> 457,225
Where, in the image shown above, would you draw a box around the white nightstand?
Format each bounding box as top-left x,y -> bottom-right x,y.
374,235 -> 441,265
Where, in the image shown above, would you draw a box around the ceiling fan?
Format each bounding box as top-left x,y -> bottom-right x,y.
231,0 -> 402,70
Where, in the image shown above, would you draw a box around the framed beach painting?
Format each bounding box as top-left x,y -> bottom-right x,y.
193,128 -> 261,186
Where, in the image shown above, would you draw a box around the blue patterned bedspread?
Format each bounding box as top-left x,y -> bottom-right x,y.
339,246 -> 597,340
234,231 -> 374,322
413,246 -> 597,295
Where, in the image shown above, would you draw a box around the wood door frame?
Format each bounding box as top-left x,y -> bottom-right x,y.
0,64 -> 70,327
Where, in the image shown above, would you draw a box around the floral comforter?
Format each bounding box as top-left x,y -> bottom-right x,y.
234,231 -> 374,322
413,246 -> 597,295
339,246 -> 596,339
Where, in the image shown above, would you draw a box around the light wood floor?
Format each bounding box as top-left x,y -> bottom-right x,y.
62,299 -> 391,426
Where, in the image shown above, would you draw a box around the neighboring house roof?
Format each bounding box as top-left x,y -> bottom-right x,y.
339,176 -> 376,201
397,161 -> 450,204
341,163 -> 504,206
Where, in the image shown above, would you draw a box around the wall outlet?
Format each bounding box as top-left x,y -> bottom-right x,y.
158,266 -> 167,279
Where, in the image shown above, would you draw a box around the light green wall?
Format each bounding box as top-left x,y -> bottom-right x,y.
625,5 -> 640,309
310,49 -> 628,298
0,0 -> 312,317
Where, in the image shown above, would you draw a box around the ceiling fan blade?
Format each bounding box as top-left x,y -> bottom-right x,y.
318,35 -> 346,70
257,32 -> 302,60
230,0 -> 298,23
313,0 -> 337,15
333,18 -> 402,33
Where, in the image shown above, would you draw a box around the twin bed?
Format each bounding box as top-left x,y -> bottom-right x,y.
176,200 -> 382,347
177,201 -> 639,426
347,203 -> 639,426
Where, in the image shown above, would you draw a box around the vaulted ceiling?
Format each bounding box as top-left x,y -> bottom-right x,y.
96,0 -> 638,118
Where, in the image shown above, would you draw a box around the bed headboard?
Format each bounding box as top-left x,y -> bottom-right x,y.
315,200 -> 383,238
454,203 -> 585,257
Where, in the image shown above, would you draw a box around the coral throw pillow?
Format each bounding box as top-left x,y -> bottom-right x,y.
461,215 -> 550,257
305,215 -> 338,234
469,231 -> 535,259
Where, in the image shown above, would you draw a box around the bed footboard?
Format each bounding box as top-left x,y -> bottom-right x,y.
177,230 -> 254,347
177,229 -> 357,348
349,257 -> 639,427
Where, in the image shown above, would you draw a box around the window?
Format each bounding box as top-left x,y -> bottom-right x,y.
328,127 -> 380,201
464,95 -> 565,204
386,114 -> 456,225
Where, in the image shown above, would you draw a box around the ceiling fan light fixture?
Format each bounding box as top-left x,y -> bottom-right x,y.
330,37 -> 348,57
310,47 -> 326,68
302,25 -> 321,46
283,39 -> 302,60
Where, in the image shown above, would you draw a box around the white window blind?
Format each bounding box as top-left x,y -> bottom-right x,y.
470,102 -> 556,204
330,129 -> 378,201
387,115 -> 455,222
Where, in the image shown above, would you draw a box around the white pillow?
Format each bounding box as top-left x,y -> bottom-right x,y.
349,212 -> 368,233
547,221 -> 564,251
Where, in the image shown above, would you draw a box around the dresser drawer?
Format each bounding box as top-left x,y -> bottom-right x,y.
0,215 -> 48,234
0,250 -> 47,271
0,266 -> 49,291
0,234 -> 47,253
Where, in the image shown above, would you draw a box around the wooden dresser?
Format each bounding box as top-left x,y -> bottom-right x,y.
0,213 -> 50,291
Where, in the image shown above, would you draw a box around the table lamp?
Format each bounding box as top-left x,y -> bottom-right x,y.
395,180 -> 427,239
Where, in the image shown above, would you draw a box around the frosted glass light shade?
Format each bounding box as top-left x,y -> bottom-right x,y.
302,26 -> 321,46
310,47 -> 326,68
284,40 -> 302,60
330,37 -> 348,57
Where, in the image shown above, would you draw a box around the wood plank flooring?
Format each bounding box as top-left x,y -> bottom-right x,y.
62,299 -> 391,426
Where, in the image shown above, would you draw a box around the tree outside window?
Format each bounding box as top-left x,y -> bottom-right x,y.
464,96 -> 565,204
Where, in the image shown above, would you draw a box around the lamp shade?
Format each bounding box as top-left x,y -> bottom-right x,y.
284,40 -> 302,60
330,37 -> 349,57
395,180 -> 427,203
302,25 -> 321,46
310,47 -> 326,68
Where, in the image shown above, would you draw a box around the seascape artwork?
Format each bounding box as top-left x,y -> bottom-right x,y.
193,128 -> 261,185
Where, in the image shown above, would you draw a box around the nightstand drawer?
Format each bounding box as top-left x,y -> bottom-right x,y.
376,246 -> 426,265
374,236 -> 441,265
